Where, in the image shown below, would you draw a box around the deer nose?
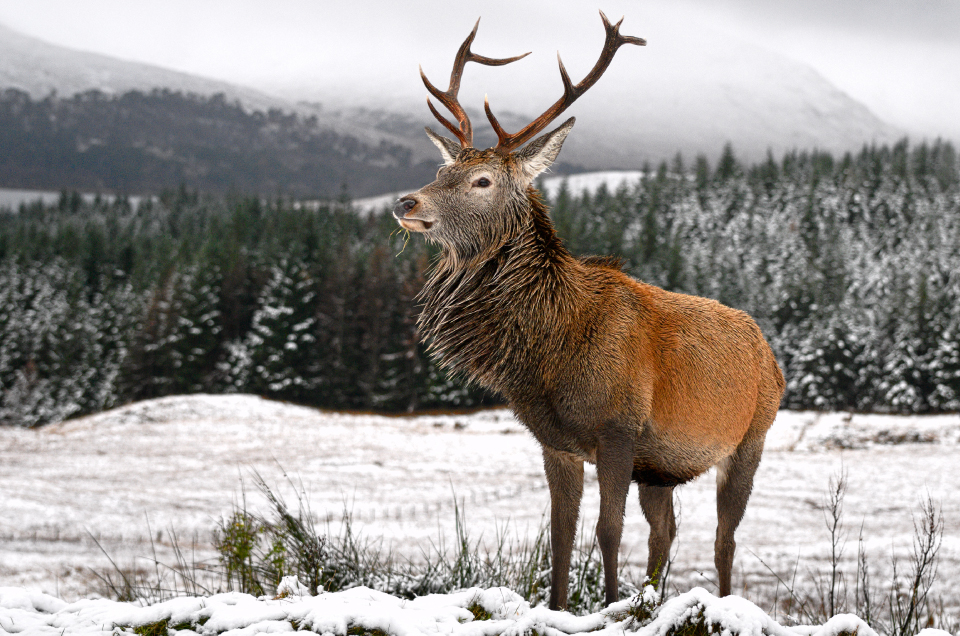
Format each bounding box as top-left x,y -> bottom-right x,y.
393,197 -> 417,219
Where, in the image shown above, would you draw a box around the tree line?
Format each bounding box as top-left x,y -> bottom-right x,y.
1,139 -> 958,425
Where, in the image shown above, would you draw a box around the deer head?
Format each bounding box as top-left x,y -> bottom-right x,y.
394,12 -> 645,258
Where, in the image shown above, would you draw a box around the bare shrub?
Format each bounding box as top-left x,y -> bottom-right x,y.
754,470 -> 946,635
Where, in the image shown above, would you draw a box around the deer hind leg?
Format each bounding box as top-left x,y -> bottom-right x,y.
542,446 -> 584,611
638,484 -> 676,588
595,428 -> 636,606
714,437 -> 764,597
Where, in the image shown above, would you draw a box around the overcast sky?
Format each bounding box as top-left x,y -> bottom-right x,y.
0,0 -> 957,140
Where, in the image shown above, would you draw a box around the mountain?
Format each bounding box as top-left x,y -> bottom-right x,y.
0,88 -> 440,198
0,23 -> 441,197
0,18 -> 904,195
0,23 -> 288,113
0,23 -> 427,159
289,25 -> 905,168
565,31 -> 906,167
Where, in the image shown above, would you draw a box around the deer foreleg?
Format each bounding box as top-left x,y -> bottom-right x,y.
543,446 -> 584,611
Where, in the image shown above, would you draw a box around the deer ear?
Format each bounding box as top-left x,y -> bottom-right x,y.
425,127 -> 461,166
515,117 -> 575,182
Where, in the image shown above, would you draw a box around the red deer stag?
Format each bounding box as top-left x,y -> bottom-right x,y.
394,12 -> 785,610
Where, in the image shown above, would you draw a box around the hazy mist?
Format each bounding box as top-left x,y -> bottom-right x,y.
0,0 -> 957,143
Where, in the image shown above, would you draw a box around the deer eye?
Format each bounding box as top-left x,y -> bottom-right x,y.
473,177 -> 491,188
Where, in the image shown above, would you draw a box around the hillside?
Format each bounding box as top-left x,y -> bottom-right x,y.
0,23 -> 287,113
0,88 -> 437,197
0,23 -> 445,197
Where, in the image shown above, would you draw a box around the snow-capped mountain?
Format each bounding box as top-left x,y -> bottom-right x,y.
0,17 -> 903,175
0,22 -> 431,159
268,8 -> 906,166
0,23 -> 289,113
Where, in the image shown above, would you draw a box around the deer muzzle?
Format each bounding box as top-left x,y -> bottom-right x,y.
393,196 -> 434,231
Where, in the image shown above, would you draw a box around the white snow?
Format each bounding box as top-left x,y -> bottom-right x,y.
537,171 -> 646,200
0,580 -> 915,636
351,191 -> 404,215
0,187 -> 152,211
0,188 -> 60,209
1,394 -> 959,625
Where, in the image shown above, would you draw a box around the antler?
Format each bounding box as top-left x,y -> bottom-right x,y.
421,18 -> 530,148
485,11 -> 645,153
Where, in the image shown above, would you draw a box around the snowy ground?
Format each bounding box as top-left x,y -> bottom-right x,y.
2,580 -> 922,636
1,395 -> 958,613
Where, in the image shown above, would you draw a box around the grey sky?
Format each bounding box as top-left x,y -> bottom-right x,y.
0,0 -> 957,140
687,0 -> 960,139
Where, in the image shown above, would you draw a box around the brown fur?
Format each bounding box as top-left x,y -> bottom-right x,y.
415,185 -> 782,475
396,31 -> 784,609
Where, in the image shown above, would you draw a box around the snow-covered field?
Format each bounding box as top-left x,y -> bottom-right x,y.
1,395 -> 958,615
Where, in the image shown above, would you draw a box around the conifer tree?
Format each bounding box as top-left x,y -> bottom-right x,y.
239,258 -> 321,402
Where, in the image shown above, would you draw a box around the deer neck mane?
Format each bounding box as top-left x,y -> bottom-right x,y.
418,187 -> 580,393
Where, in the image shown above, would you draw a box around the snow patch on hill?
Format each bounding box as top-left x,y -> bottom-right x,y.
352,171 -> 647,215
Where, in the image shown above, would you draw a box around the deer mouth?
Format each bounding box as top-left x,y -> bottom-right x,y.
398,218 -> 434,232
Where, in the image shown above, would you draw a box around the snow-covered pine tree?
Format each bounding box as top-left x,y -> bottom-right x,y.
120,269 -> 184,400
0,260 -> 137,425
0,261 -> 71,425
237,258 -> 321,402
169,264 -> 224,393
120,263 -> 225,400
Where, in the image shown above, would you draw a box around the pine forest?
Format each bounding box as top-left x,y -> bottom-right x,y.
1,140 -> 958,426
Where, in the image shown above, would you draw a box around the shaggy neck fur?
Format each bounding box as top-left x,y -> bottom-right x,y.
418,187 -> 582,395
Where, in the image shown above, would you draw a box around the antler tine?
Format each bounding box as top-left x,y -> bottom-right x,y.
487,10 -> 645,152
421,18 -> 530,147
